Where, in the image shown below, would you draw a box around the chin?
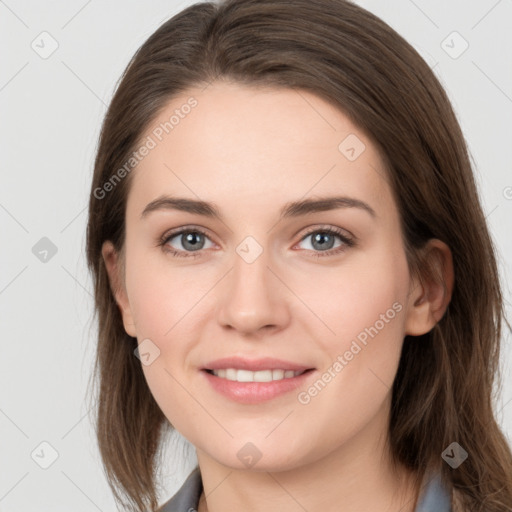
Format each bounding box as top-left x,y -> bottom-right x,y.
202,442 -> 307,473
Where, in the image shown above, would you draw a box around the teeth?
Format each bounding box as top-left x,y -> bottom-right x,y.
211,368 -> 305,382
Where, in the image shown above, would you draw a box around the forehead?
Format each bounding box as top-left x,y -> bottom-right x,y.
126,81 -> 394,221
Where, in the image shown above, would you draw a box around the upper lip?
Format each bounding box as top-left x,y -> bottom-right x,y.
203,356 -> 313,372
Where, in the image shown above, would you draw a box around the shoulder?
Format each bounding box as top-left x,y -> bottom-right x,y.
414,469 -> 452,512
157,466 -> 203,512
414,469 -> 471,512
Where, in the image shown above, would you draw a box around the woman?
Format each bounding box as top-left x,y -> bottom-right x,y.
85,0 -> 512,511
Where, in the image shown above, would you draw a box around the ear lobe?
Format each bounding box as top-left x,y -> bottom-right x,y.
101,240 -> 137,337
404,239 -> 454,336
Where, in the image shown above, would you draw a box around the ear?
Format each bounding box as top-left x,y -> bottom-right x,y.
101,240 -> 137,337
404,239 -> 454,336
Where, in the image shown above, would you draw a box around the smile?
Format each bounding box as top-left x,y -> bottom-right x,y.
202,368 -> 316,404
207,368 -> 306,382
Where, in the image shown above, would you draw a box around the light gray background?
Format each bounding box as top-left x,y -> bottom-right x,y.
1,0 -> 511,510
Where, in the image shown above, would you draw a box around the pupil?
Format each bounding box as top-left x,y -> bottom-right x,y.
184,232 -> 203,250
314,232 -> 333,250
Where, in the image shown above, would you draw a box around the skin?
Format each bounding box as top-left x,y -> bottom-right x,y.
102,81 -> 453,512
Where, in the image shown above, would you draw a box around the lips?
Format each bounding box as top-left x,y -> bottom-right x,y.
202,366 -> 316,404
202,356 -> 313,372
200,356 -> 316,404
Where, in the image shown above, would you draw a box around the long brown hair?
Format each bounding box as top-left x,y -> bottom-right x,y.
85,0 -> 512,510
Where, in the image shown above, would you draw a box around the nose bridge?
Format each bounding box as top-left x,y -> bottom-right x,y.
217,238 -> 289,333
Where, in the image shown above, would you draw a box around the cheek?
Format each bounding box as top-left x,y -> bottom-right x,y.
125,248 -> 208,339
306,248 -> 409,386
128,265 -> 204,432
293,246 -> 409,353
291,247 -> 408,415
125,251 -> 211,424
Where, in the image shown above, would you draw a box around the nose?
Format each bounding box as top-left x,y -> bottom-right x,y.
217,247 -> 291,336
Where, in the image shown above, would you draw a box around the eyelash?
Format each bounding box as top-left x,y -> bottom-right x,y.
157,225 -> 355,259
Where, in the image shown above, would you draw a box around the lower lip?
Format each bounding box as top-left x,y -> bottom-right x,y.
201,369 -> 315,404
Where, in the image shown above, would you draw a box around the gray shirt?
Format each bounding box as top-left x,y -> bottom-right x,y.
158,466 -> 452,512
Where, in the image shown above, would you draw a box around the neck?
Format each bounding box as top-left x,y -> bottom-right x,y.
195,399 -> 420,512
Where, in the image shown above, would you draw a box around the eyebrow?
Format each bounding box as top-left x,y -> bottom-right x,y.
140,195 -> 376,220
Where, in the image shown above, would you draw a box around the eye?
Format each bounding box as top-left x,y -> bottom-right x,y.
295,226 -> 355,258
158,227 -> 215,258
158,225 -> 355,259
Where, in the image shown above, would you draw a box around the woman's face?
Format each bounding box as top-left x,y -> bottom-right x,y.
105,81 -> 425,471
